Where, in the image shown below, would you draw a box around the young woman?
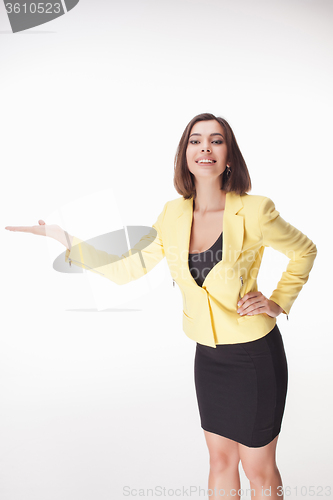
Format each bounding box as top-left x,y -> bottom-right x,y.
6,113 -> 317,500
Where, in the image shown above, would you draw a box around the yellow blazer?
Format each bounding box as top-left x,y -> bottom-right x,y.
65,191 -> 317,348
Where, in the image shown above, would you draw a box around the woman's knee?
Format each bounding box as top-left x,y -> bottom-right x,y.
209,451 -> 240,474
239,435 -> 279,484
241,460 -> 278,485
204,431 -> 240,474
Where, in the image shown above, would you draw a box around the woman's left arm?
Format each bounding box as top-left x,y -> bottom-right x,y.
237,196 -> 317,319
258,196 -> 317,317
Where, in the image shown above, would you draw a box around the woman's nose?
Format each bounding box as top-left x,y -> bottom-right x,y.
201,146 -> 211,152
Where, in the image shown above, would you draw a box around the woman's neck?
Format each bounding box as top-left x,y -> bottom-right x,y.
194,183 -> 226,215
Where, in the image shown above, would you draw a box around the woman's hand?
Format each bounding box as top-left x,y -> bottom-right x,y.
237,291 -> 284,318
5,220 -> 72,249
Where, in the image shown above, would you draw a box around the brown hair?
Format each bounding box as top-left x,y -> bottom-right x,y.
173,113 -> 252,199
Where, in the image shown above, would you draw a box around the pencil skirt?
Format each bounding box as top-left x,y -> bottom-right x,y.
194,324 -> 288,448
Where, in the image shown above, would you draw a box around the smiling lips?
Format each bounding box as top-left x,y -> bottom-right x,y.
195,158 -> 216,164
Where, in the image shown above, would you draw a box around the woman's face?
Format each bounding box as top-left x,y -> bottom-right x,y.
186,119 -> 228,183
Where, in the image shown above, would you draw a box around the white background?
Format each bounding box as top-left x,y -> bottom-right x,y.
1,1 -> 331,499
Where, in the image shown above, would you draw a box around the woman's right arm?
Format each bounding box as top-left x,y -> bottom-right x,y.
5,200 -> 168,285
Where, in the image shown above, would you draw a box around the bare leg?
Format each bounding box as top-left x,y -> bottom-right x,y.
203,430 -> 241,499
239,434 -> 283,499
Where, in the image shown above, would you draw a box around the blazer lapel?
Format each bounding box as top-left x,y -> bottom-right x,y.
175,191 -> 244,277
223,191 -> 245,268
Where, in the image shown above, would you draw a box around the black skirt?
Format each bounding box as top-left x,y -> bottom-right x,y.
194,324 -> 288,448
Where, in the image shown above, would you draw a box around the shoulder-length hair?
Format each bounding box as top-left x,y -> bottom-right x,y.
173,113 -> 252,199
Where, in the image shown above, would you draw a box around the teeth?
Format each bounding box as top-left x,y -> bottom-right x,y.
198,160 -> 214,163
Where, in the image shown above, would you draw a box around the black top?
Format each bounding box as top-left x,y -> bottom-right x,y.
188,232 -> 223,287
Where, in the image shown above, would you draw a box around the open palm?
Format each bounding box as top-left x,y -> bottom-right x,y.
5,220 -> 60,237
5,220 -> 71,248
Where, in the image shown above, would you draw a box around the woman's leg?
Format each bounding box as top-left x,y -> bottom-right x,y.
238,434 -> 283,499
203,430 -> 241,500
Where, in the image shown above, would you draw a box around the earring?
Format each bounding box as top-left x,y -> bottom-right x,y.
226,165 -> 231,176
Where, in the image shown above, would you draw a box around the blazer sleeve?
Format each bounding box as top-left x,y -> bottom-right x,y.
258,196 -> 317,316
64,201 -> 168,285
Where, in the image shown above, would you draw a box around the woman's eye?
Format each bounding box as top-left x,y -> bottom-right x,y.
189,140 -> 223,145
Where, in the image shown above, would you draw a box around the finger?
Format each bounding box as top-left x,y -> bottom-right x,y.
238,295 -> 264,314
5,226 -> 35,232
237,291 -> 261,309
237,291 -> 261,307
245,305 -> 266,316
38,220 -> 46,225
